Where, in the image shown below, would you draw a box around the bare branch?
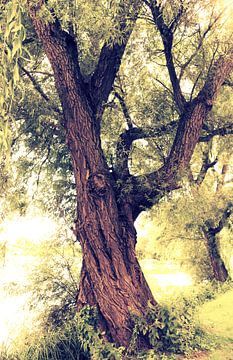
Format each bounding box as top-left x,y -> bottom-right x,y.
199,123 -> 233,142
20,63 -> 62,115
223,79 -> 233,87
130,52 -> 233,217
169,1 -> 184,33
195,145 -> 217,186
205,203 -> 233,235
179,12 -> 222,81
152,77 -> 173,97
190,71 -> 202,101
114,90 -> 133,129
114,121 -> 177,179
115,117 -> 233,183
31,145 -> 52,201
146,0 -> 187,113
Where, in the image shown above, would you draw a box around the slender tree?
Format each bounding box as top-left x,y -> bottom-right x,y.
1,0 -> 232,347
202,202 -> 232,282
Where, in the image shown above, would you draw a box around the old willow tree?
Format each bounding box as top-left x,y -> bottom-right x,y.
1,0 -> 233,346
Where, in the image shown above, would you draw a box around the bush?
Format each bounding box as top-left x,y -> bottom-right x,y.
14,319 -> 87,360
128,299 -> 215,357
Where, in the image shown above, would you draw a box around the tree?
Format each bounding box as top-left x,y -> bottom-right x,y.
1,0 -> 233,347
202,203 -> 232,282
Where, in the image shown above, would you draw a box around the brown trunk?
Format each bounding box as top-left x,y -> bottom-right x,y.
27,7 -> 156,347
203,229 -> 229,282
57,71 -> 156,345
69,117 -> 156,346
58,62 -> 156,346
58,61 -> 156,346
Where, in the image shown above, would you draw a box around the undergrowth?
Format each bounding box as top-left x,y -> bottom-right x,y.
2,276 -> 231,359
0,296 -> 219,360
127,298 -> 215,359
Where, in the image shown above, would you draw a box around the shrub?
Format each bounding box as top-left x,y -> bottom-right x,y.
128,299 -> 214,357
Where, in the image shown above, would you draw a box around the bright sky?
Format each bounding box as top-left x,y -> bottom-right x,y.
0,215 -> 57,245
0,214 -> 57,348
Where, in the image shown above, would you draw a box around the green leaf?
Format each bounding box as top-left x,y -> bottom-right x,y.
7,2 -> 18,24
12,38 -> 22,58
4,20 -> 17,40
13,62 -> 20,83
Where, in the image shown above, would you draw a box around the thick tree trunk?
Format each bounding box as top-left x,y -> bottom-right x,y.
203,228 -> 229,282
27,5 -> 156,348
68,112 -> 156,346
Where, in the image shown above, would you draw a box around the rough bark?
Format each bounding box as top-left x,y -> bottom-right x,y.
132,52 -> 233,213
27,2 -> 156,347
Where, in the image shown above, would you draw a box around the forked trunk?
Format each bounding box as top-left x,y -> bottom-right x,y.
27,10 -> 156,346
27,1 -> 233,347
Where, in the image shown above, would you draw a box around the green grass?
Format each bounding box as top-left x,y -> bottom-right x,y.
198,288 -> 233,340
2,257 -> 232,359
141,259 -> 233,359
193,288 -> 233,360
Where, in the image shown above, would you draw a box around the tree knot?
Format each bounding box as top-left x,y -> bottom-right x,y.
87,173 -> 109,197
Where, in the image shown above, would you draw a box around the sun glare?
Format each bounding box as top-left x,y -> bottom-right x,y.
141,259 -> 193,289
0,215 -> 57,245
0,215 -> 58,348
152,272 -> 193,287
215,0 -> 233,32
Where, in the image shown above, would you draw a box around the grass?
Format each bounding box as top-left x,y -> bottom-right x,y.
198,288 -> 233,339
193,288 -> 233,360
141,258 -> 233,359
1,255 -> 233,359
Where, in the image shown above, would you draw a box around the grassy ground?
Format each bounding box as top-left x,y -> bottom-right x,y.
1,256 -> 232,359
141,259 -> 233,360
194,288 -> 233,359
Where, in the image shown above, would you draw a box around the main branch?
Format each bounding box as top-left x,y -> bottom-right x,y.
90,1 -> 140,121
131,50 -> 233,217
147,0 -> 186,113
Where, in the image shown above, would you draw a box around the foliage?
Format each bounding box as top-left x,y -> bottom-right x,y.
29,239 -> 81,328
129,301 -> 213,357
5,317 -> 88,360
0,0 -> 232,353
0,306 -> 125,360
0,0 -> 27,153
136,156 -> 233,280
75,306 -> 124,360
